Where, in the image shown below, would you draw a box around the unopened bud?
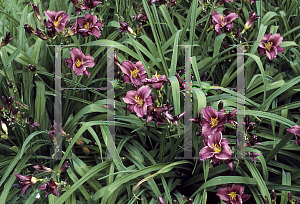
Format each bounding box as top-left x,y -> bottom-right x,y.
173,200 -> 179,204
271,190 -> 277,202
0,105 -> 3,111
264,195 -> 269,203
295,197 -> 299,204
8,80 -> 14,88
12,107 -> 18,115
1,121 -> 8,135
218,101 -> 223,110
151,93 -> 158,103
183,195 -> 187,201
288,192 -> 293,202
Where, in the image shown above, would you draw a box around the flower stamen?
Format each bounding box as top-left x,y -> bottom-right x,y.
76,58 -> 84,67
211,118 -> 219,127
53,16 -> 62,27
228,192 -> 237,200
130,68 -> 139,78
264,42 -> 273,51
134,95 -> 144,107
212,143 -> 221,154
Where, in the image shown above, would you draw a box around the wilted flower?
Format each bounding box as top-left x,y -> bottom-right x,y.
245,134 -> 261,147
38,178 -> 59,197
146,105 -> 168,126
270,190 -> 276,204
48,120 -> 67,137
258,33 -> 285,60
143,72 -> 168,90
243,12 -> 259,32
217,184 -> 251,204
199,131 -> 232,161
59,161 -> 70,173
65,48 -> 95,77
287,125 -> 300,146
66,18 -> 79,37
24,23 -> 35,34
242,115 -> 255,132
211,11 -> 238,35
247,152 -> 262,164
216,0 -> 233,6
43,21 -> 55,38
120,61 -> 147,86
123,86 -> 153,117
44,10 -> 70,33
13,173 -> 39,196
2,95 -> 14,110
200,106 -> 227,138
1,31 -> 14,48
30,3 -> 43,25
159,195 -> 167,204
164,111 -> 185,126
33,163 -> 55,174
81,0 -> 102,10
33,26 -> 48,40
190,110 -> 201,125
225,109 -> 237,126
173,71 -> 185,91
134,11 -> 148,22
27,116 -> 41,128
77,12 -> 103,38
116,21 -> 134,34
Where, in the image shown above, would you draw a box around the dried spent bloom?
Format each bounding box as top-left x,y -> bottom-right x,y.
143,72 -> 168,90
243,12 -> 259,32
2,95 -> 14,110
247,152 -> 262,164
164,111 -> 185,126
1,31 -> 14,48
225,109 -> 237,126
48,120 -> 67,137
33,163 -> 55,174
190,110 -> 201,125
242,115 -> 255,132
211,11 -> 238,35
217,184 -> 251,204
33,26 -> 48,40
199,131 -> 232,161
65,48 -> 95,77
116,21 -> 134,34
38,178 -> 59,197
45,21 -> 56,38
123,86 -> 153,117
24,23 -> 35,34
30,3 -> 43,25
172,71 -> 185,91
120,61 -> 147,86
27,116 -> 41,128
59,161 -> 70,173
13,173 -> 39,196
200,106 -> 227,138
258,33 -> 285,60
77,12 -> 103,38
270,189 -> 277,203
287,125 -> 300,146
44,10 -> 70,33
81,0 -> 102,10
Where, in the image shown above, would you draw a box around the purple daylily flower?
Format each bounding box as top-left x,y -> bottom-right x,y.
33,163 -> 55,174
2,95 -> 14,110
1,31 -> 14,48
59,161 -> 70,173
27,116 -> 41,128
120,61 -> 147,86
199,131 -> 232,161
172,71 -> 185,91
243,12 -> 259,31
143,72 -> 168,90
38,178 -> 59,197
200,106 -> 227,138
71,0 -> 84,14
258,33 -> 285,60
116,21 -> 134,34
287,125 -> 300,146
13,173 -> 39,196
242,115 -> 255,133
44,10 -> 70,33
217,184 -> 251,204
123,86 -> 152,117
164,111 -> 185,126
77,12 -> 103,38
30,3 -> 43,26
66,18 -> 79,37
211,11 -> 238,35
81,0 -> 102,10
65,48 -> 95,77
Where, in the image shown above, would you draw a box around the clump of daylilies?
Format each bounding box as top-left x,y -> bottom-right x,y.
115,53 -> 185,127
13,162 -> 70,197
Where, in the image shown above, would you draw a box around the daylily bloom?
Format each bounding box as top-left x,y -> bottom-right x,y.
1,31 -> 14,48
13,173 -> 39,196
77,12 -> 103,38
116,21 -> 134,34
33,163 -> 55,174
243,12 -> 259,32
258,33 -> 285,60
123,86 -> 152,117
287,125 -> 300,146
120,61 -> 147,86
81,0 -> 102,10
158,195 -> 167,204
216,0 -> 233,6
211,11 -> 238,35
216,184 -> 251,204
44,10 -> 70,33
45,21 -> 56,38
71,0 -> 84,14
38,178 -> 59,197
143,72 -> 168,90
33,26 -> 48,40
199,132 -> 232,161
30,3 -> 43,26
24,24 -> 35,34
65,48 -> 95,77
27,116 -> 41,128
2,95 -> 14,110
200,106 -> 227,138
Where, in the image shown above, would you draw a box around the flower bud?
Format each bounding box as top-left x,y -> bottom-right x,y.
271,190 -> 277,202
21,112 -> 26,119
8,80 -> 14,89
218,101 -> 223,110
183,195 -> 187,201
0,105 -> 3,111
59,161 -> 70,173
1,121 -> 8,135
151,93 -> 158,103
295,197 -> 299,204
24,24 -> 35,34
29,64 -> 37,72
173,200 -> 179,204
12,107 -> 18,115
288,192 -> 293,203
